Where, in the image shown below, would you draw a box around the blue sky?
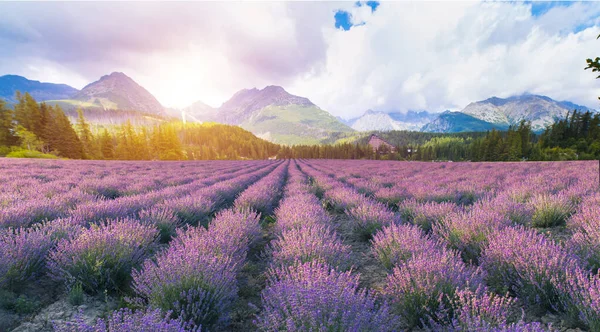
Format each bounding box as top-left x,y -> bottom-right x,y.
1,1 -> 600,117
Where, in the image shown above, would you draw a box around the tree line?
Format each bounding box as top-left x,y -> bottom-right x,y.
0,93 -> 279,160
1,92 -> 598,162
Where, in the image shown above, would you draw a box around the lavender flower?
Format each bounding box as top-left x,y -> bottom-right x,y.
371,223 -> 440,269
267,224 -> 352,270
480,226 -> 579,312
256,261 -> 397,331
347,200 -> 400,240
48,218 -> 158,293
382,249 -> 483,328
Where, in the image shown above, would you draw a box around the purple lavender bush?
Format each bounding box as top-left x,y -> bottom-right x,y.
274,194 -> 331,232
433,207 -> 509,264
266,224 -> 352,270
347,200 -> 399,240
556,268 -> 600,331
432,286 -> 524,331
59,308 -> 199,332
398,199 -> 459,233
480,226 -> 579,312
568,201 -> 600,272
371,223 -> 439,269
48,218 -> 158,293
0,226 -> 55,289
382,249 -> 483,329
158,193 -> 220,227
138,207 -> 180,243
255,261 -> 397,331
132,226 -> 239,328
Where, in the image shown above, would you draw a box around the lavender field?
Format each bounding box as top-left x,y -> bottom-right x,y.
0,158 -> 599,331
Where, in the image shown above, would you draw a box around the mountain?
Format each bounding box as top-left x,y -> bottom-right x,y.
217,85 -> 314,124
350,109 -> 436,131
210,86 -> 353,145
421,111 -> 509,133
459,94 -> 594,132
71,72 -> 164,115
0,75 -> 79,103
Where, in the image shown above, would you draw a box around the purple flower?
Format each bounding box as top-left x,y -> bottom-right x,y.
48,218 -> 158,293
267,224 -> 352,270
256,261 -> 397,331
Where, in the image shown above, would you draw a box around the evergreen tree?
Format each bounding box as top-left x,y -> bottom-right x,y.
0,100 -> 16,146
99,129 -> 115,159
76,109 -> 99,159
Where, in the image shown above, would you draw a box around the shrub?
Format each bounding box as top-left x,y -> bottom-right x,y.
398,199 -> 459,233
382,249 -> 483,329
267,224 -> 352,270
138,207 -> 180,243
347,200 -> 399,240
371,223 -> 439,269
256,261 -> 397,331
6,149 -> 59,159
208,208 -> 262,263
568,202 -> 600,272
530,194 -> 574,228
159,193 -> 220,227
435,286 -> 524,331
433,207 -> 509,264
480,226 -> 579,313
61,308 -> 198,332
48,219 -> 158,294
131,211 -> 254,329
0,226 -> 55,289
274,194 -> 331,232
68,282 -> 84,306
556,268 -> 600,331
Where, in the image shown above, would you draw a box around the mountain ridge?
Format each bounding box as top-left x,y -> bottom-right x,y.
0,75 -> 79,103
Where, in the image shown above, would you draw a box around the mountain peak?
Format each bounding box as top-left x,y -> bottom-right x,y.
218,85 -> 314,124
73,72 -> 164,114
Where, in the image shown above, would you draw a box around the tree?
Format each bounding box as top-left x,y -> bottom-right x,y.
14,125 -> 43,151
99,129 -> 115,159
76,109 -> 99,159
0,100 -> 16,146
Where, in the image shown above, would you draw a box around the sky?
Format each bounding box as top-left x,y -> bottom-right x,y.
1,1 -> 600,118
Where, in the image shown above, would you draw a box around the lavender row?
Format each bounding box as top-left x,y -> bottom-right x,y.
0,161 -> 276,228
257,161 -> 393,330
297,160 -> 399,240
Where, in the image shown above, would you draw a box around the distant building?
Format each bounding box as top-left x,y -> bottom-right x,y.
368,134 -> 396,153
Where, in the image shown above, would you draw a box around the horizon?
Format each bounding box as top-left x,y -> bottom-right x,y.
1,1 -> 600,117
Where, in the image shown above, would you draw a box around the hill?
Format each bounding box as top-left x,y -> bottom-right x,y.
0,75 -> 79,103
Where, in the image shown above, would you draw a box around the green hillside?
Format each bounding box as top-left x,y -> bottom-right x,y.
240,104 -> 354,145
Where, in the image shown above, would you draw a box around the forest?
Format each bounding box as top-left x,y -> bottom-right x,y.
0,92 -> 599,162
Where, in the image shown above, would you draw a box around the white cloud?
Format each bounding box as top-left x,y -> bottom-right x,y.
1,1 -> 600,116
290,1 -> 600,118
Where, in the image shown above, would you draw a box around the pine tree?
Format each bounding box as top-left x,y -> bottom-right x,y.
0,100 -> 16,147
76,109 -> 99,159
99,129 -> 115,159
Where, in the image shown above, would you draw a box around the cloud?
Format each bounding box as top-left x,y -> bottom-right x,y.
0,1 -> 599,115
288,1 -> 600,118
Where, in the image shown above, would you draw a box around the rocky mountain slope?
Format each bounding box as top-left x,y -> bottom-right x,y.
421,111 -> 509,133
72,72 -> 164,115
459,94 -> 594,132
185,85 -> 354,144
